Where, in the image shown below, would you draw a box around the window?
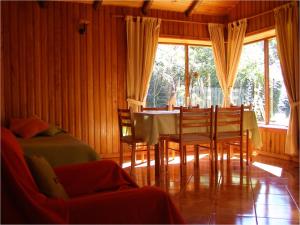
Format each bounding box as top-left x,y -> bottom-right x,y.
268,38 -> 289,125
233,38 -> 289,126
146,44 -> 185,107
146,43 -> 222,107
188,46 -> 223,108
233,41 -> 265,122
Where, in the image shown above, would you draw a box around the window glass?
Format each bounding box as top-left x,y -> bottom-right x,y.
269,38 -> 290,125
233,41 -> 265,122
146,44 -> 185,107
188,46 -> 223,107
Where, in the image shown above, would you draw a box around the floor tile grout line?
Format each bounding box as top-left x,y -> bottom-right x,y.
249,164 -> 259,225
285,185 -> 300,211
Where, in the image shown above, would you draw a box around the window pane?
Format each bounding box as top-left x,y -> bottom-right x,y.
269,38 -> 290,125
233,41 -> 265,122
146,44 -> 185,107
188,46 -> 223,107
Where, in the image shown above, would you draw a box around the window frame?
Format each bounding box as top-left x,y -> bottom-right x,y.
154,42 -> 215,106
242,36 -> 288,127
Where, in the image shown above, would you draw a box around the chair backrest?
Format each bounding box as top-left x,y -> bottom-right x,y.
117,109 -> 135,139
141,105 -> 168,111
230,103 -> 252,111
214,105 -> 244,140
179,106 -> 214,139
173,104 -> 199,110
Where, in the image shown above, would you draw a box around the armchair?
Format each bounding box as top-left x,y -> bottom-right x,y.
1,128 -> 185,224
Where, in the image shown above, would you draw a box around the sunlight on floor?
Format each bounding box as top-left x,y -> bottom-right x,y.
121,154 -> 209,168
253,161 -> 283,177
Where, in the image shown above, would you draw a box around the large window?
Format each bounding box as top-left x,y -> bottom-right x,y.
233,38 -> 289,126
147,37 -> 289,126
146,44 -> 222,107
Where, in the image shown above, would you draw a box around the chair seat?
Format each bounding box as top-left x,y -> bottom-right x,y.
215,132 -> 241,142
121,136 -> 145,144
167,133 -> 211,145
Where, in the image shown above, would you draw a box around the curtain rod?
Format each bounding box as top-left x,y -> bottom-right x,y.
113,15 -> 208,25
112,2 -> 293,25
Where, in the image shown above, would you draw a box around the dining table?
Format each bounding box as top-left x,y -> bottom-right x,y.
134,110 -> 262,177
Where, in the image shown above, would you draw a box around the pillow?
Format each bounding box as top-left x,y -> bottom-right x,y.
10,116 -> 49,139
26,155 -> 69,200
42,125 -> 64,136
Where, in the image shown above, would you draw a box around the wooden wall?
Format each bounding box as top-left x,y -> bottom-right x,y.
1,1 -> 292,158
228,1 -> 289,35
1,1 -> 225,158
257,127 -> 294,161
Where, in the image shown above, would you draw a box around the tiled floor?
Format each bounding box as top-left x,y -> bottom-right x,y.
120,153 -> 300,224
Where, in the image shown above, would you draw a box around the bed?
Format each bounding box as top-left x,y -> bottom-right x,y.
18,133 -> 100,167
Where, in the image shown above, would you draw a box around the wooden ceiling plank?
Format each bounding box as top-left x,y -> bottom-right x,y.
142,0 -> 153,15
185,0 -> 203,17
93,0 -> 103,10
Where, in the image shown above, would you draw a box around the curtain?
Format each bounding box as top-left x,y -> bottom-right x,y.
274,3 -> 299,156
209,19 -> 247,107
126,16 -> 161,112
208,24 -> 227,104
225,19 -> 247,107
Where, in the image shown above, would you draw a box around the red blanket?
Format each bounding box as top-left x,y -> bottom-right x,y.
1,127 -> 185,224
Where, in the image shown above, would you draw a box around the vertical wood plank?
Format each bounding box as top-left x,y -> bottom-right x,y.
99,6 -> 107,153
9,2 -> 20,117
33,3 -> 41,117
74,3 -> 82,139
87,6 -> 95,148
104,7 -> 113,154
93,6 -> 100,153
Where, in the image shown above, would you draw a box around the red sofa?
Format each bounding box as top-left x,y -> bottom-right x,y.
1,128 -> 185,224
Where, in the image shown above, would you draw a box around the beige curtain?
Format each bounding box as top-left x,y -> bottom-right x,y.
225,19 -> 247,107
209,19 -> 247,107
208,24 -> 227,103
126,16 -> 161,112
274,3 -> 299,156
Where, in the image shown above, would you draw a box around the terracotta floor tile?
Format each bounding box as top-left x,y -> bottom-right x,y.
255,193 -> 296,206
257,217 -> 299,225
119,154 -> 299,223
210,215 -> 257,225
255,204 -> 300,221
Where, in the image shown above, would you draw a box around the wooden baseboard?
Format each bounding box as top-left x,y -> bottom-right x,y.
256,150 -> 299,163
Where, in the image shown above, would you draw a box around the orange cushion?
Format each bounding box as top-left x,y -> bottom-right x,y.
10,117 -> 49,139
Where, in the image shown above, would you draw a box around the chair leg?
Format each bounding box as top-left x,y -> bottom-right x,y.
166,141 -> 169,171
183,146 -> 187,165
214,142 -> 218,172
160,139 -> 165,169
246,130 -> 249,165
130,143 -> 136,175
147,144 -> 150,168
194,145 -> 199,168
180,144 -> 183,177
240,137 -> 243,169
120,142 -> 123,168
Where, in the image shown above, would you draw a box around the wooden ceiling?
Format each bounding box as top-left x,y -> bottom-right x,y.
80,0 -> 241,16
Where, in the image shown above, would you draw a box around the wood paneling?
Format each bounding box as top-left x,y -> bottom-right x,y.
257,127 -> 289,160
228,1 -> 289,35
1,1 -> 225,157
1,1 -> 293,159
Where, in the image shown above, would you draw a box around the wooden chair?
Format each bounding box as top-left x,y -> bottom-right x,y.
214,105 -> 247,170
230,103 -> 253,163
141,105 -> 169,111
172,104 -> 199,110
162,106 -> 214,176
117,108 -> 150,175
